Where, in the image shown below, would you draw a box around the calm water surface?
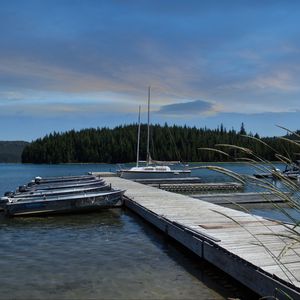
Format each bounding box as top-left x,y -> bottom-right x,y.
0,163 -> 294,299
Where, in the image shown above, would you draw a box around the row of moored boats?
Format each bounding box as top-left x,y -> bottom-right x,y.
0,175 -> 125,217
254,161 -> 300,181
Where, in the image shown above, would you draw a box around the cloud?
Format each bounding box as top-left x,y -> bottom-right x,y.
1,0 -> 300,141
156,100 -> 219,116
0,91 -> 25,101
0,101 -> 137,118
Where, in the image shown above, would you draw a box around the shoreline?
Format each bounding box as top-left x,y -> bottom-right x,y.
4,161 -> 285,165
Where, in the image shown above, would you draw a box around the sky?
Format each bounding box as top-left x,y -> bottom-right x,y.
0,0 -> 300,141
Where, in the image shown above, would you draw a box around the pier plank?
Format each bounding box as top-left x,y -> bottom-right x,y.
104,176 -> 300,298
192,192 -> 290,204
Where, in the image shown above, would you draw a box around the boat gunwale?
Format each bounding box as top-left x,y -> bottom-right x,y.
6,189 -> 125,205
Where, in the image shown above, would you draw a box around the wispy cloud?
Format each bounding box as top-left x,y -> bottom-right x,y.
0,91 -> 25,101
156,100 -> 220,116
0,101 -> 137,118
1,1 -> 300,139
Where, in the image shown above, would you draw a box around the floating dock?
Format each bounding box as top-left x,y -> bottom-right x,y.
151,182 -> 243,192
103,175 -> 300,299
134,177 -> 202,184
133,176 -> 243,192
92,173 -> 243,192
192,192 -> 290,204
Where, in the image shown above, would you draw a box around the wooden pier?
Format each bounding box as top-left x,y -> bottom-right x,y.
192,192 -> 290,204
104,176 -> 300,299
90,172 -> 118,177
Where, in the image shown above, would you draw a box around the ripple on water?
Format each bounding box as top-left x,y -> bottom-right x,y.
0,209 -> 256,299
0,163 -> 260,299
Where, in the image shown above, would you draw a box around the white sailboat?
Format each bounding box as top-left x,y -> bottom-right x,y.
120,87 -> 191,180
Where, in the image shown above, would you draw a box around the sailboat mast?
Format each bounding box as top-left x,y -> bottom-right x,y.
136,105 -> 141,167
146,86 -> 151,166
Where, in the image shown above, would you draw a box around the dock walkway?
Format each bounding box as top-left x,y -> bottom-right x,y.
105,176 -> 300,299
192,192 -> 290,204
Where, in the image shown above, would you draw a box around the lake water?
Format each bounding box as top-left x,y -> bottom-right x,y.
0,162 -> 298,299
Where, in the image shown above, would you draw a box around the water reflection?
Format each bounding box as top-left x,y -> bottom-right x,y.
126,209 -> 258,300
0,163 -> 276,299
0,207 -> 257,300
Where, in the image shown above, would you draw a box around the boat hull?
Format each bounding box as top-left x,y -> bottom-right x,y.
34,175 -> 96,184
12,184 -> 111,199
120,170 -> 191,180
22,179 -> 105,192
5,190 -> 125,217
0,199 -> 7,211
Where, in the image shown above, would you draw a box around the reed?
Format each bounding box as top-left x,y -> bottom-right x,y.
197,129 -> 300,298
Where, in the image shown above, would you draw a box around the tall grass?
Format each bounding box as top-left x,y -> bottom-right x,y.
195,129 -> 300,297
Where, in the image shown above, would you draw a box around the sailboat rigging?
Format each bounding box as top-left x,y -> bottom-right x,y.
120,87 -> 191,180
146,86 -> 151,166
136,105 -> 141,168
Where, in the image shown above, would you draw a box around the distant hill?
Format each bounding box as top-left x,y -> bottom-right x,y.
0,141 -> 29,162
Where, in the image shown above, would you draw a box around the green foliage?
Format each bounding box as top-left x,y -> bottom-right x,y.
0,141 -> 29,162
21,124 -> 300,164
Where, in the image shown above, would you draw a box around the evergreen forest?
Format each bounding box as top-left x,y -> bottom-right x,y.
21,124 -> 300,164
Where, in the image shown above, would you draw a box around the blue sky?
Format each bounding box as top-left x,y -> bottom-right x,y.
0,0 -> 300,141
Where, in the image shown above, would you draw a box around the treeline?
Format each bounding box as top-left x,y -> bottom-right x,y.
21,124 -> 299,164
0,141 -> 29,162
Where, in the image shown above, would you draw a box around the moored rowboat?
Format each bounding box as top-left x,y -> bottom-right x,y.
34,175 -> 96,184
20,179 -> 105,192
0,184 -> 111,210
5,189 -> 125,217
4,184 -> 111,199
